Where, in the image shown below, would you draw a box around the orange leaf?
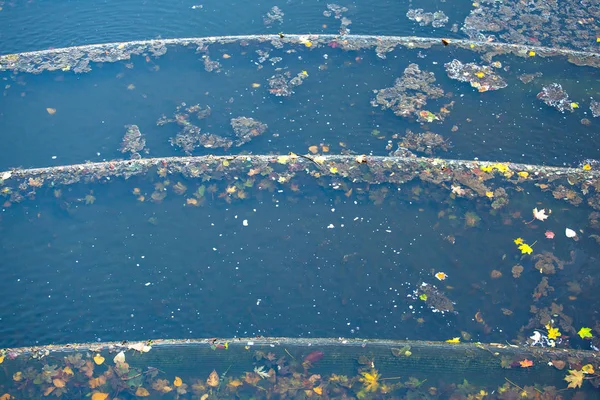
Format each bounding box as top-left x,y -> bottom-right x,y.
308,145 -> 319,154
53,378 -> 66,388
63,366 -> 74,376
228,379 -> 243,388
89,375 -> 107,389
313,386 -> 323,395
174,376 -> 183,387
0,394 -> 12,400
44,387 -> 56,396
135,387 -> 150,397
91,393 -> 109,400
206,370 -> 219,387
519,359 -> 533,368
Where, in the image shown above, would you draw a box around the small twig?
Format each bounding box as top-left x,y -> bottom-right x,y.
505,378 -> 525,392
380,376 -> 403,381
284,348 -> 296,360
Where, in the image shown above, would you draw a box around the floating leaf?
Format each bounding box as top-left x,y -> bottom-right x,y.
89,376 -> 107,389
564,369 -> 584,389
578,327 -> 593,339
46,108 -> 57,115
313,386 -> 323,395
519,359 -> 533,368
359,369 -> 379,392
528,51 -> 536,56
583,164 -> 592,171
547,327 -> 561,340
308,145 -> 319,154
517,171 -> 529,178
93,354 -> 105,365
518,243 -> 533,255
207,370 -> 219,387
533,207 -> 550,221
135,387 -> 150,397
565,228 -> 577,238
582,364 -> 595,374
113,351 -> 125,364
91,393 -> 109,400
445,337 -> 460,343
419,293 -> 427,301
174,376 -> 183,387
330,167 -> 338,174
53,378 -> 66,388
12,372 -> 22,381
251,83 -> 261,88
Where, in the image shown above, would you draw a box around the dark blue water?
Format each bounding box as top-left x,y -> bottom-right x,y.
1,0 -> 600,352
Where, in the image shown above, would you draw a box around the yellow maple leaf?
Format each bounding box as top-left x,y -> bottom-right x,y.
583,164 -> 592,171
359,369 -> 380,392
547,327 -> 561,340
578,327 -> 593,339
564,369 -> 584,389
135,387 -> 150,397
174,376 -> 183,387
528,51 -> 536,56
91,393 -> 109,400
514,238 -> 524,245
330,167 -> 338,174
313,386 -> 323,395
485,191 -> 494,199
446,337 -> 461,343
480,165 -> 493,173
475,71 -> 485,78
517,171 -> 529,178
518,243 -> 533,255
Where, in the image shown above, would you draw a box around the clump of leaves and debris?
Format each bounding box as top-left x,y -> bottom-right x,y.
371,63 -> 445,120
445,59 -> 507,92
537,83 -> 575,113
398,129 -> 450,155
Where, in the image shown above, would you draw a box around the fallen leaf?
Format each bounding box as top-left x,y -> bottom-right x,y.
514,237 -> 524,245
251,83 -> 261,88
518,243 -> 533,255
228,379 -> 243,388
222,54 -> 231,59
308,145 -> 319,154
0,394 -> 11,400
313,386 -> 323,395
517,171 -> 529,178
207,370 -> 219,387
582,364 -> 595,374
53,378 -> 66,388
583,164 -> 592,171
545,231 -> 555,239
174,376 -> 183,387
551,360 -> 566,370
355,155 -> 367,164
44,387 -> 55,396
113,351 -> 125,364
565,228 -> 577,238
329,167 -> 338,174
564,369 -> 584,389
435,271 -> 448,281
445,337 -> 460,343
46,108 -> 57,115
547,327 -> 561,340
89,375 -> 107,389
12,372 -> 22,381
533,207 -> 550,221
519,359 -> 533,368
91,393 -> 109,400
135,387 -> 150,397
128,342 -> 152,353
578,327 -> 593,339
93,354 -> 105,365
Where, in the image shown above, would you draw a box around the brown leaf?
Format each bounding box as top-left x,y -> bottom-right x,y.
135,387 -> 150,397
551,360 -> 566,370
565,369 -> 584,389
